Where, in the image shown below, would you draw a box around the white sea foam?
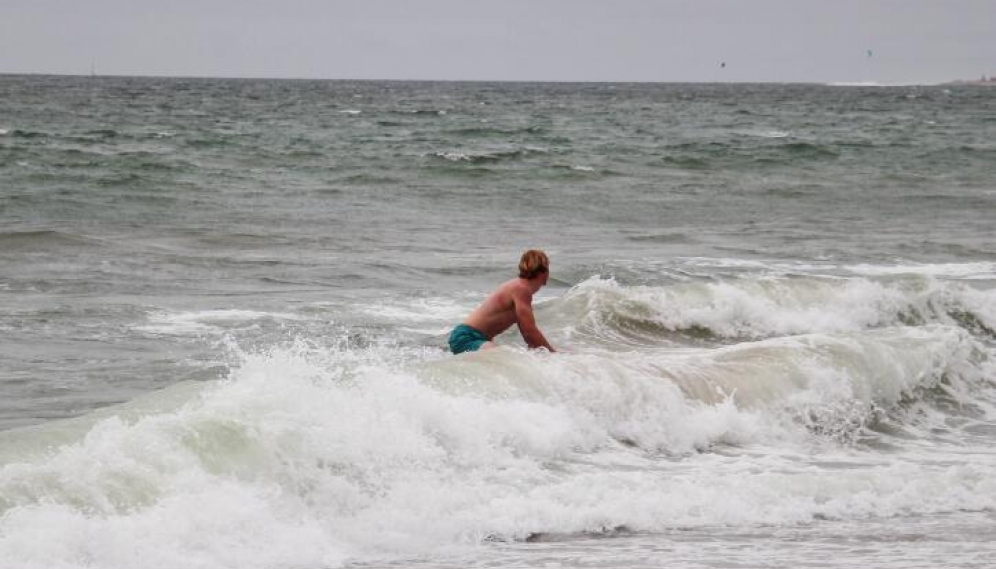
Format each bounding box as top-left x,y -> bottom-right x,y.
677,257 -> 996,281
560,274 -> 996,342
738,129 -> 791,139
0,329 -> 993,568
676,256 -> 837,274
846,261 -> 996,280
435,151 -> 470,162
136,309 -> 305,336
563,276 -> 896,339
358,296 -> 470,335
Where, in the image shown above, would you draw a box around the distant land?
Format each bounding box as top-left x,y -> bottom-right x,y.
946,75 -> 996,85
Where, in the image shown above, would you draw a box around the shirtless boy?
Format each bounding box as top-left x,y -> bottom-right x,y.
448,249 -> 556,354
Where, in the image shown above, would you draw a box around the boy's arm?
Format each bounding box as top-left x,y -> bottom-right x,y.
513,290 -> 555,352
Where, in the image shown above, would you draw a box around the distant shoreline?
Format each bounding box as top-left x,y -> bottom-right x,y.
945,78 -> 996,86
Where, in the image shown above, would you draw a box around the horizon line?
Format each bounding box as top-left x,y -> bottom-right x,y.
0,71 -> 959,87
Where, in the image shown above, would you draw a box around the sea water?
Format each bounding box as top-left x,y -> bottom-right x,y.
1,76 -> 995,568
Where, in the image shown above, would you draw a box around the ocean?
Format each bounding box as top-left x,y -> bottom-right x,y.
1,75 -> 995,568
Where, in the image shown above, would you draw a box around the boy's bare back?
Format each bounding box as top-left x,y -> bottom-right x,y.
447,250 -> 555,354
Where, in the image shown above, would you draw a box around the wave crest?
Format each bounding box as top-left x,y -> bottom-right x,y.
557,275 -> 996,343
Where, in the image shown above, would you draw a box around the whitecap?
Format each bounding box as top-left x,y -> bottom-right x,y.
136,309 -> 305,336
434,151 -> 471,162
846,262 -> 996,280
1,338 -> 993,569
360,297 -> 468,323
560,271 -> 996,342
738,129 -> 791,138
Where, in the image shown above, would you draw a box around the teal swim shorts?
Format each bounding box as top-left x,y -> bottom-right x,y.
448,324 -> 488,354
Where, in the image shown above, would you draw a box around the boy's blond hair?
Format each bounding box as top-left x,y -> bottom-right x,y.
518,249 -> 550,279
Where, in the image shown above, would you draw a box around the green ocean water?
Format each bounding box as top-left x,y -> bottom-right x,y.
1,75 -> 995,569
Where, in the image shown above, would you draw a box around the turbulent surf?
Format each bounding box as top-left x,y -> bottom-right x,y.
2,76 -> 995,569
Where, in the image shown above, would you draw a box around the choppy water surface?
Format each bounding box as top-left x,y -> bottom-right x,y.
1,75 -> 995,568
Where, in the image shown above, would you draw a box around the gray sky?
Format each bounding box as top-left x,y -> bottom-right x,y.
1,0 -> 993,83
